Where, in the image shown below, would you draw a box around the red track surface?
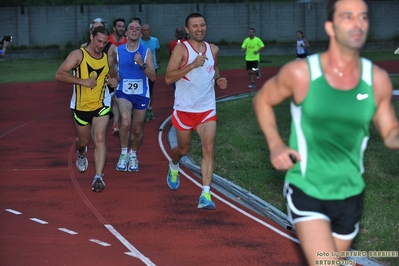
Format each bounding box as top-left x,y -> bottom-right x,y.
0,61 -> 397,266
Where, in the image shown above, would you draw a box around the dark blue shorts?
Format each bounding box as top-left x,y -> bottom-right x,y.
115,90 -> 150,110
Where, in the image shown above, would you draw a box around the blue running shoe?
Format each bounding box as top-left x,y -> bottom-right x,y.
116,154 -> 128,172
167,164 -> 180,190
197,192 -> 216,210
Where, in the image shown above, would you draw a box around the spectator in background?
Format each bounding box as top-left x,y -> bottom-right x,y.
169,27 -> 187,90
109,18 -> 128,136
241,27 -> 264,89
296,30 -> 310,59
0,39 -> 9,58
140,23 -> 161,121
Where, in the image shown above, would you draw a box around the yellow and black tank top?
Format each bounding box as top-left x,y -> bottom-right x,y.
69,48 -> 111,111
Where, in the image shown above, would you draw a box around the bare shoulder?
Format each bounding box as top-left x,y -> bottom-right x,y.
278,59 -> 309,84
373,64 -> 393,103
209,43 -> 219,55
277,59 -> 310,103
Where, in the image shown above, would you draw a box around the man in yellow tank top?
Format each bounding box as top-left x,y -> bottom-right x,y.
56,26 -> 118,193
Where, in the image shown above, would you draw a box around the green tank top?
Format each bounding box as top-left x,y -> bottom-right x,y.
285,53 -> 376,200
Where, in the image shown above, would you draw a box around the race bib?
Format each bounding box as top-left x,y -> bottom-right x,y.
122,79 -> 143,95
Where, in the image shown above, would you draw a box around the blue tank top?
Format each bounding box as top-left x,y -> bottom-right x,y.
116,44 -> 150,98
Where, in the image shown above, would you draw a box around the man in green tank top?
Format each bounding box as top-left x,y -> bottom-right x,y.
253,0 -> 399,265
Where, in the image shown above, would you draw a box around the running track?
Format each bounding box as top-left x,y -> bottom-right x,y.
0,61 -> 397,265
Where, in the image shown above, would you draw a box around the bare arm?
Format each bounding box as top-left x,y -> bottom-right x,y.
165,43 -> 207,85
253,60 -> 307,169
304,39 -> 310,48
372,66 -> 399,149
211,44 -> 227,89
55,49 -> 96,89
134,48 -> 156,82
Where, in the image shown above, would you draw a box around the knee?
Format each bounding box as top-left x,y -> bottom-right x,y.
202,144 -> 214,157
76,137 -> 89,148
175,146 -> 189,157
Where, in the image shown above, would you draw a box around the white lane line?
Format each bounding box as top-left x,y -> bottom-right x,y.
58,228 -> 78,235
5,209 -> 22,215
158,128 -> 300,244
89,239 -> 111,247
68,143 -> 156,265
30,218 -> 48,224
105,224 -> 156,266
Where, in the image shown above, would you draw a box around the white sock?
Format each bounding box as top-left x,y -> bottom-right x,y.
170,161 -> 179,171
129,150 -> 137,157
121,148 -> 128,155
202,186 -> 210,194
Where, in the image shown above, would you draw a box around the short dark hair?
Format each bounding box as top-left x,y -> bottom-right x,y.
91,25 -> 110,37
326,0 -> 369,22
185,13 -> 206,27
113,18 -> 126,27
249,28 -> 255,32
131,17 -> 142,25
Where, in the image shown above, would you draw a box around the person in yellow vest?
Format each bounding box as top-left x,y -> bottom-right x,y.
55,26 -> 118,193
241,27 -> 264,89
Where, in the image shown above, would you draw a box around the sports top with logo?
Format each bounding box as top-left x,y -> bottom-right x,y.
116,44 -> 150,98
286,53 -> 376,200
70,48 -> 111,111
174,41 -> 216,112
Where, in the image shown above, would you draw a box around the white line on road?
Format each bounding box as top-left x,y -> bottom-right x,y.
30,218 -> 48,224
58,228 -> 78,235
89,239 -> 111,247
5,209 -> 22,215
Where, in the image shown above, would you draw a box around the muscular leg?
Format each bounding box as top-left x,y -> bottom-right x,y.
91,115 -> 109,175
112,95 -> 119,126
117,98 -> 133,148
130,108 -> 146,151
196,121 -> 216,186
74,123 -> 91,155
172,129 -> 192,165
295,219 -> 353,265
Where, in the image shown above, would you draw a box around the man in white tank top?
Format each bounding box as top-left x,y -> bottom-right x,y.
165,13 -> 228,210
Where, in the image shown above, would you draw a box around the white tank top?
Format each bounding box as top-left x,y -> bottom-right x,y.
174,41 -> 216,112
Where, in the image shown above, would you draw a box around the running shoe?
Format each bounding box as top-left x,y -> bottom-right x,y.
145,109 -> 154,122
197,192 -> 216,210
112,122 -> 119,136
128,153 -> 139,172
248,83 -> 256,89
116,154 -> 128,172
92,174 -> 105,193
167,164 -> 180,190
76,146 -> 88,173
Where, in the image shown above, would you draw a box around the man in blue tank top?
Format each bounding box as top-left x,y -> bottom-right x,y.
253,0 -> 399,264
108,22 -> 156,173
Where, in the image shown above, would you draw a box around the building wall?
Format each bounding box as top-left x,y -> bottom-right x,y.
1,2 -> 398,47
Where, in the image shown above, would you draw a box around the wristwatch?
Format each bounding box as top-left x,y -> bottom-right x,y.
140,63 -> 147,70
